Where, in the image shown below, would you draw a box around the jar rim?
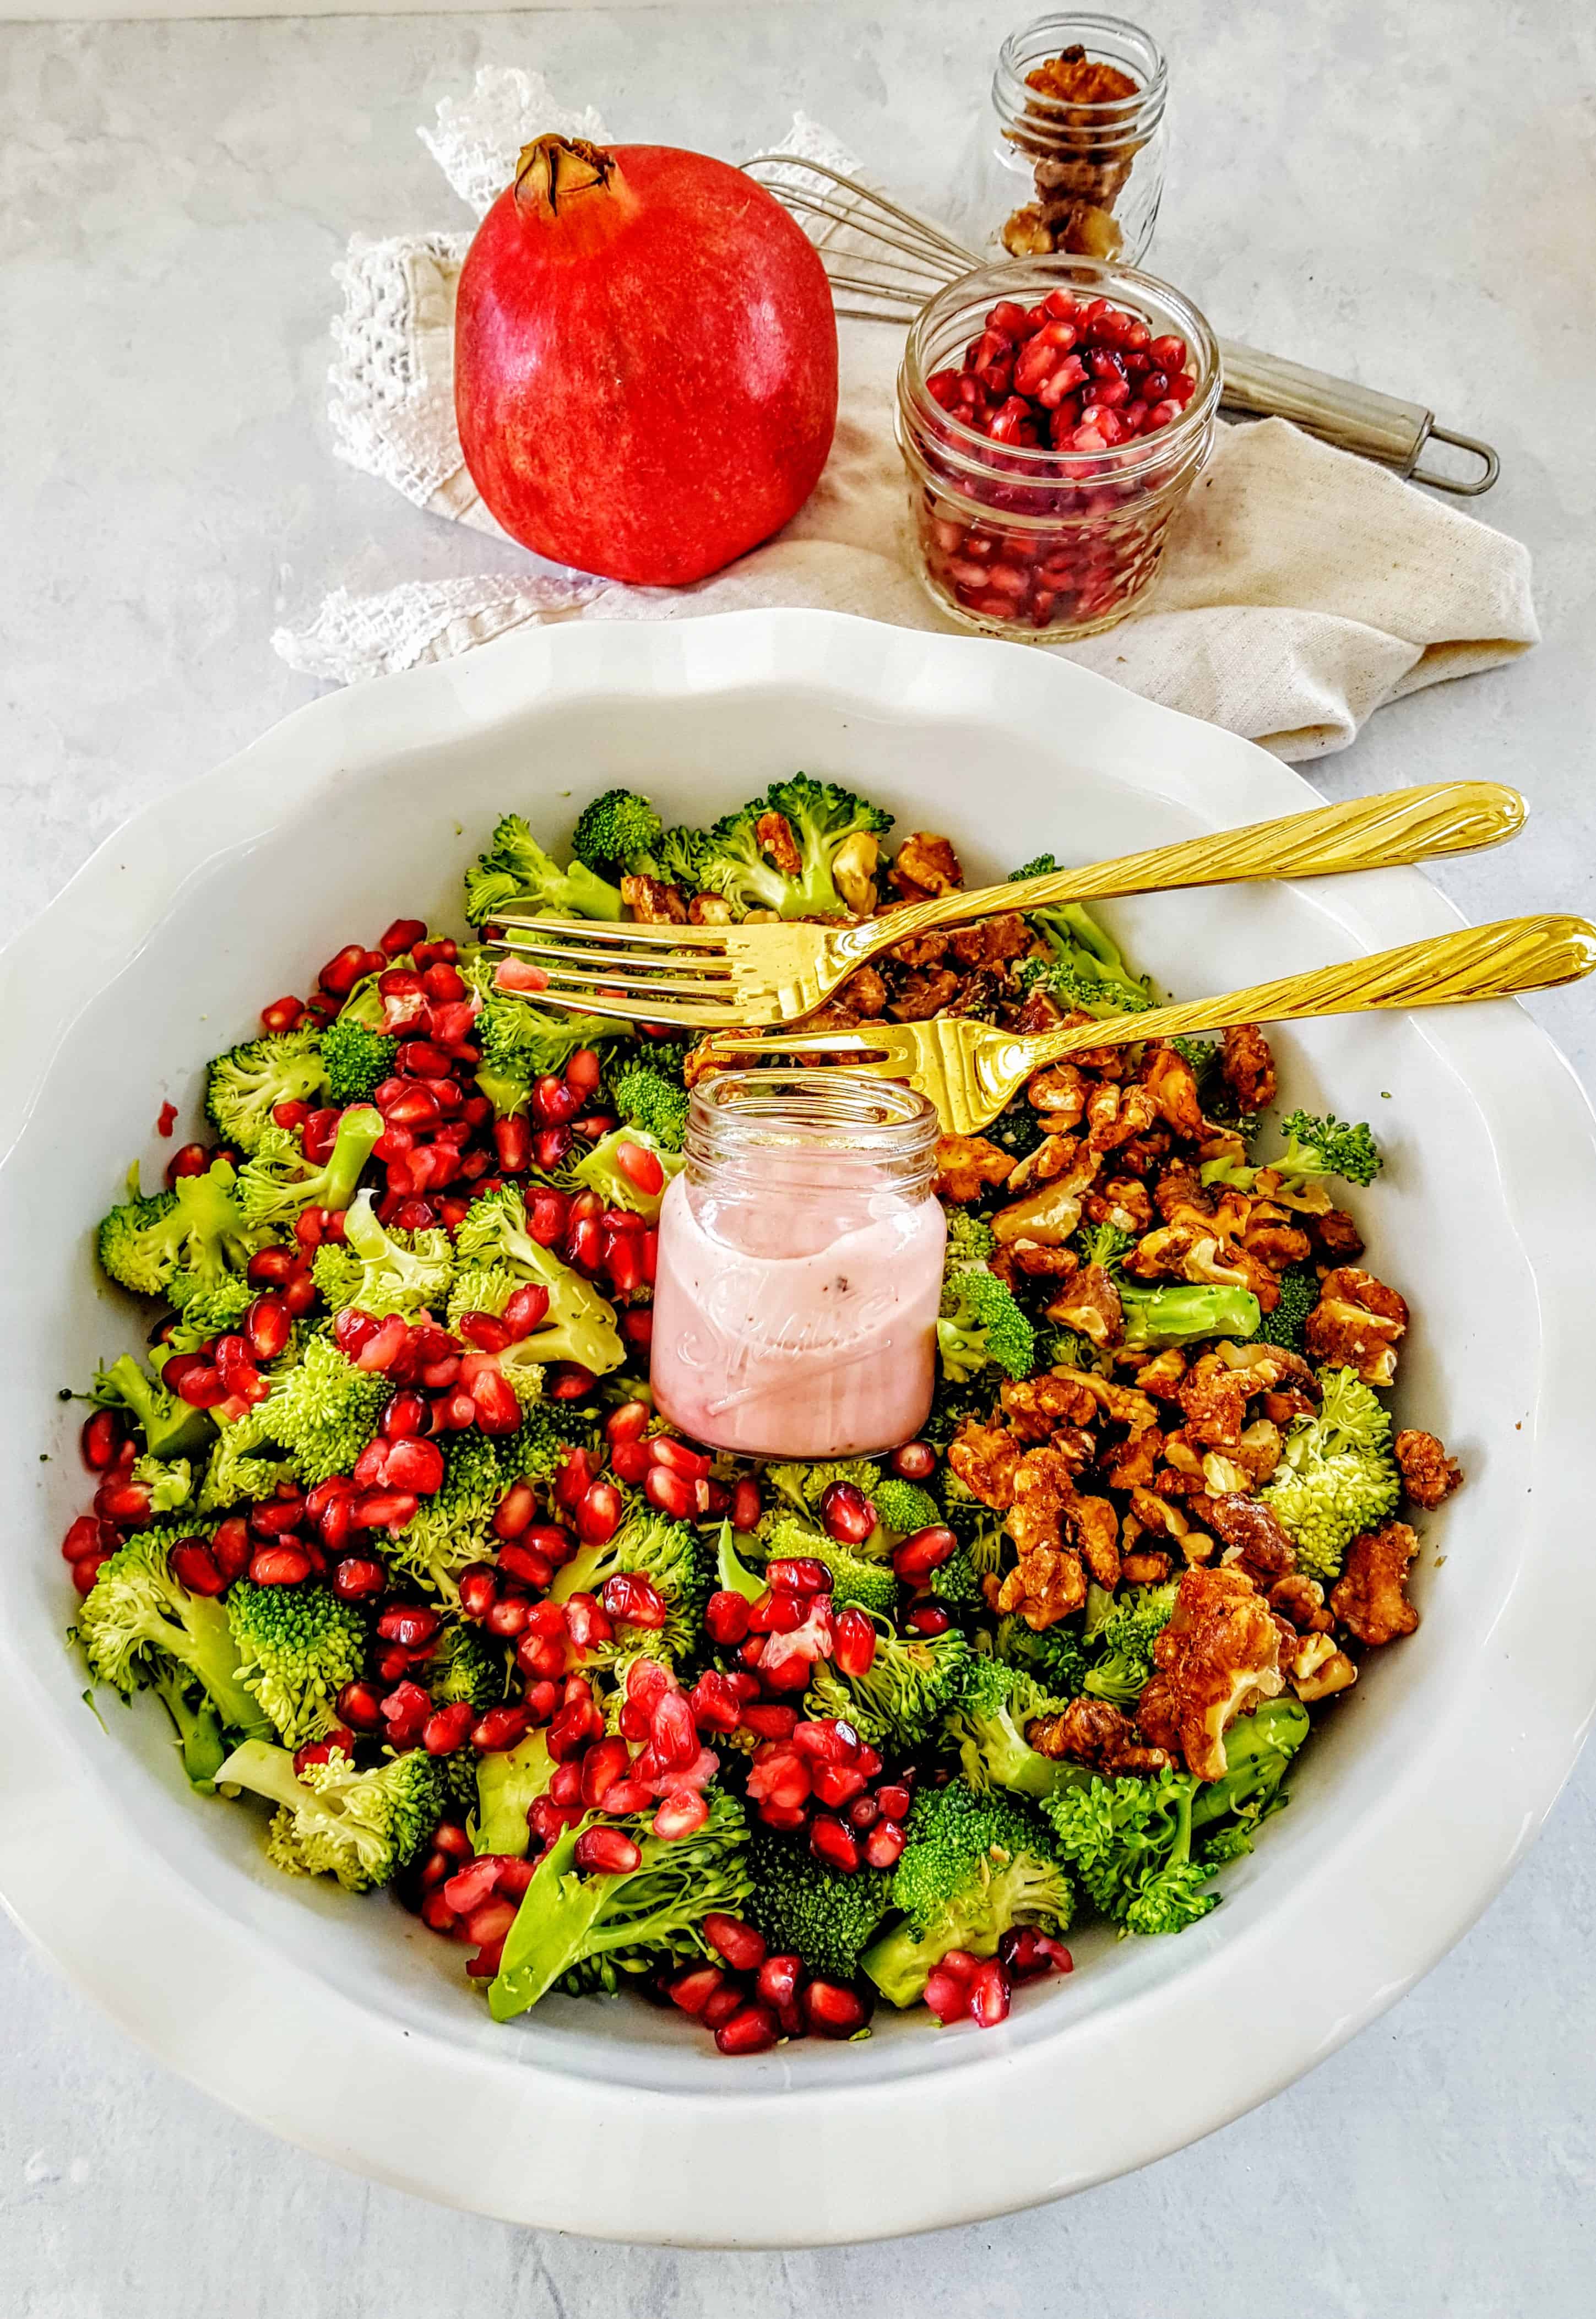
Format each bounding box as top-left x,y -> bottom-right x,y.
993,11 -> 1169,122
687,1069 -> 941,1167
900,256 -> 1219,481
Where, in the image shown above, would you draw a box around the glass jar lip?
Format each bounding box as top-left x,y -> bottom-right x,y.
993,12 -> 1169,123
686,1069 -> 941,1168
900,256 -> 1220,479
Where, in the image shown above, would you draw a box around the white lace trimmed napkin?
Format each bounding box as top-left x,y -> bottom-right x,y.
275,66 -> 1539,762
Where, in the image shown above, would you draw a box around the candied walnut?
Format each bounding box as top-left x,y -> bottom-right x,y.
1395,1427 -> 1463,1509
1121,1549 -> 1173,1586
1330,1520 -> 1421,1647
1016,987 -> 1068,1036
1026,1060 -> 1087,1126
1052,1367 -> 1160,1439
1178,1354 -> 1251,1451
1229,1418 -> 1284,1486
1084,1080 -> 1159,1155
949,911 -> 1032,968
1128,1346 -> 1187,1401
1001,203 -> 1055,258
832,832 -> 880,916
1289,1634 -> 1359,1702
1261,1385 -> 1317,1428
1000,1370 -> 1099,1439
1006,1132 -> 1083,1194
1000,1449 -> 1119,1617
1027,1698 -> 1170,1777
1204,1492 -> 1296,1585
992,1175 -> 1088,1247
948,1421 -> 1024,1511
1306,1266 -> 1409,1387
933,1134 -> 1014,1204
1006,1239 -> 1079,1283
682,1038 -> 732,1090
997,1545 -> 1086,1633
1220,1022 -> 1276,1110
1151,1164 -> 1213,1225
1268,1573 -> 1333,1636
1136,1566 -> 1285,1780
1315,1206 -> 1366,1262
795,999 -> 859,1039
621,873 -> 687,924
1045,1262 -> 1123,1347
1142,1047 -> 1208,1141
883,926 -> 951,969
1115,1131 -> 1171,1175
1069,1490 -> 1121,1588
840,963 -> 889,1018
889,832 -> 963,898
1082,1175 -> 1153,1234
1100,1425 -> 1163,1492
753,810 -> 802,877
891,967 -> 963,1021
687,890 -> 733,925
1241,1214 -> 1314,1273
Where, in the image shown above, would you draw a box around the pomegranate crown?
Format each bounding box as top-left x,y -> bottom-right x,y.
513,133 -> 619,216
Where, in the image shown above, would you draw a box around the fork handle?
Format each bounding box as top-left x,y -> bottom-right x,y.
1022,914 -> 1596,1066
862,782 -> 1524,951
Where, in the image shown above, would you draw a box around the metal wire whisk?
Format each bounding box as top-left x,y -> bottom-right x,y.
739,152 -> 1499,495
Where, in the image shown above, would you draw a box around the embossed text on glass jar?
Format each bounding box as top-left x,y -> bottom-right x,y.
649,1072 -> 945,1459
898,256 -> 1218,642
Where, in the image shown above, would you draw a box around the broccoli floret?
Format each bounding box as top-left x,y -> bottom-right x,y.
1251,1262 -> 1320,1353
1204,1111 -> 1383,1198
921,1373 -> 990,1451
147,1659 -> 229,1792
474,1729 -> 556,1859
1008,853 -> 1059,883
320,1015 -> 398,1106
94,1351 -> 217,1463
551,1513 -> 704,1663
195,1405 -> 295,1512
464,813 -> 623,926
310,1190 -> 454,1320
256,1332 -> 391,1487
488,1789 -> 753,2020
1008,879 -> 1153,1020
944,1655 -> 1082,1801
943,1208 -> 996,1267
235,1106 -> 383,1234
225,1579 -> 367,1747
429,1622 -> 506,1712
937,1267 -> 1036,1384
861,1777 -> 1072,2006
204,1030 -> 328,1155
752,1514 -> 898,1618
131,1453 -> 196,1513
1259,1364 -> 1401,1584
1190,1698 -> 1309,1860
694,776 -> 893,920
928,1547 -> 984,1617
744,1824 -> 893,1980
870,1477 -> 942,1540
610,1059 -> 691,1153
78,1527 -> 271,1741
806,1619 -> 969,1751
452,1184 -> 624,1375
1080,1581 -> 1179,1707
1119,1283 -> 1262,1346
567,1126 -> 683,1220
459,951 -> 620,1114
1074,1219 -> 1134,1273
219,1739 -> 443,1893
1043,1766 -> 1214,1936
163,1273 -> 257,1356
386,1432 -> 511,1598
765,1459 -> 883,1523
1039,1327 -> 1101,1375
97,1158 -> 263,1302
994,1614 -> 1090,1697
571,788 -> 666,877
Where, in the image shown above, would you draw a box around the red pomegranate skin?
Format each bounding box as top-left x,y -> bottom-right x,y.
455,139 -> 840,585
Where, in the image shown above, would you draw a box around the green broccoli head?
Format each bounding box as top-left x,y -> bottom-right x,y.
937,1266 -> 1036,1384
235,1106 -> 383,1234
861,1777 -> 1073,2005
163,1272 -> 258,1356
310,1191 -> 454,1320
219,1739 -> 444,1892
257,1331 -> 391,1487
944,1654 -> 1080,1801
452,1183 -> 624,1375
806,1620 -> 970,1752
1189,1698 -> 1309,1859
764,1459 -> 883,1523
993,1613 -> 1090,1697
1250,1262 -> 1321,1353
78,1527 -> 271,1741
488,1788 -> 754,2021
943,1208 -> 996,1268
147,1659 -> 229,1792
204,1030 -> 328,1155
694,776 -> 893,920
97,1158 -> 264,1302
745,1824 -> 894,1980
321,1015 -> 399,1106
1079,1581 -> 1179,1708
751,1514 -> 899,1618
385,1431 -> 512,1598
196,1405 -> 296,1513
571,788 -> 666,878
1043,1767 -> 1214,1936
225,1578 -> 367,1747
551,1513 -> 705,1663
1259,1364 -> 1400,1584
609,1059 -> 691,1153
1119,1283 -> 1262,1346
428,1622 -> 507,1712
464,813 -> 623,925
870,1476 -> 942,1541
460,951 -> 620,1111
1277,1110 -> 1383,1189
1013,896 -> 1153,1019
567,1126 -> 683,1220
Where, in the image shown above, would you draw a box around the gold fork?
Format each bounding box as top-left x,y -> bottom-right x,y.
486,782 -> 1526,1030
708,916 -> 1596,1135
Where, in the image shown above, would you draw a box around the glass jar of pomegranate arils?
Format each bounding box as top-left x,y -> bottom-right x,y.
898,256 -> 1218,643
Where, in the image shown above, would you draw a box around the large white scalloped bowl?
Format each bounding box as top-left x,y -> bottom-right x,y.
2,610 -> 1593,2245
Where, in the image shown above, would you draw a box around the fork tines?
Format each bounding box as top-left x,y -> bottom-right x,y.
485,914 -> 751,1029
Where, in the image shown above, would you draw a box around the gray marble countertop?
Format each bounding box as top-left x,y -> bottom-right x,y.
3,2 -> 1594,2309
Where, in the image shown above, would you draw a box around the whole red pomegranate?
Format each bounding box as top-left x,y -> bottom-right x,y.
455,136 -> 839,585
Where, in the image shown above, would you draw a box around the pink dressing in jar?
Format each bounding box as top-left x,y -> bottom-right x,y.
650,1072 -> 946,1458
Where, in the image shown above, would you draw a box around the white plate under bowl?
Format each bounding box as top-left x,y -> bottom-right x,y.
1,610 -> 1593,2246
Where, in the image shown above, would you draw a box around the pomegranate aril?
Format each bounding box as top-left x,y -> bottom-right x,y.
574,1826 -> 642,1875
471,1704 -> 531,1753
580,1735 -> 632,1809
169,1540 -> 225,1596
808,1816 -> 859,1874
248,1545 -> 311,1586
546,1362 -> 597,1401
714,2003 -> 778,2056
80,1408 -> 123,1472
260,996 -> 305,1034
924,1967 -> 971,2025
906,1605 -> 952,1637
967,1960 -> 1011,2028
668,1964 -> 724,2016
704,1913 -> 767,1973
756,1952 -> 802,2009
643,1464 -> 696,1520
832,1607 -> 878,1679
804,1979 -> 870,2038
864,1821 -> 906,1871
818,1480 -> 875,1545
424,1702 -> 476,1756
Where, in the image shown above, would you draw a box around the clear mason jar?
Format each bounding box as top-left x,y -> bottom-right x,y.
898,256 -> 1218,642
649,1071 -> 945,1459
951,13 -> 1169,268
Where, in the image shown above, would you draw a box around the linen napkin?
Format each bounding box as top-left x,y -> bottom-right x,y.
275,67 -> 1538,762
